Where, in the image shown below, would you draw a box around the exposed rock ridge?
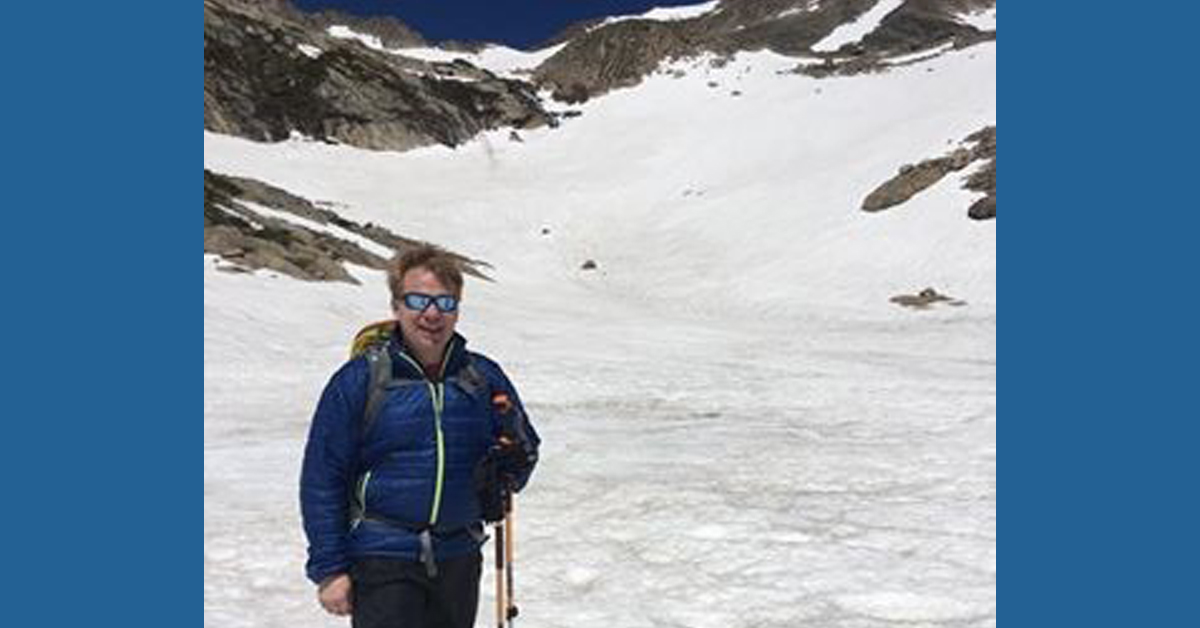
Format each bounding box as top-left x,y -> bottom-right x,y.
534,0 -> 996,102
861,125 -> 996,220
204,170 -> 491,283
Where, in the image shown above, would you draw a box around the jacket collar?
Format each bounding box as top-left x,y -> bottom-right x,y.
386,326 -> 469,381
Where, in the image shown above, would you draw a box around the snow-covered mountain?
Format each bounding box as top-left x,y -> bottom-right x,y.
204,2 -> 995,627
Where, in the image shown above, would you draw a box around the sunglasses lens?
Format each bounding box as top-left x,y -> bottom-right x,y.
402,293 -> 457,313
403,293 -> 433,311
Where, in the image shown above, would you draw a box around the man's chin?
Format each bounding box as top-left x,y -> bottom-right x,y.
414,334 -> 448,352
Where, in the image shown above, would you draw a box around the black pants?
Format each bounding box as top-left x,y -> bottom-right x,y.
350,553 -> 482,628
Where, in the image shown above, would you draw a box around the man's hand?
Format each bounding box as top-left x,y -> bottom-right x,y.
317,573 -> 353,616
495,436 -> 536,478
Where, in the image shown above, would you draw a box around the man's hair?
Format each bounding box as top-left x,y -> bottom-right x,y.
387,244 -> 465,302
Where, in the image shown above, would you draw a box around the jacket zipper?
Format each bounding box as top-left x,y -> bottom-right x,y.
393,338 -> 455,527
428,379 -> 446,525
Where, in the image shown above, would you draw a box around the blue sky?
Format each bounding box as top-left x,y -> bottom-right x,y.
290,0 -> 713,49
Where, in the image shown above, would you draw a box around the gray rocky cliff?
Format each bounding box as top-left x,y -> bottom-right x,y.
534,0 -> 996,102
204,0 -> 552,152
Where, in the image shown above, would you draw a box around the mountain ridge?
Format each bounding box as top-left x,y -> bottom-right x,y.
204,0 -> 996,298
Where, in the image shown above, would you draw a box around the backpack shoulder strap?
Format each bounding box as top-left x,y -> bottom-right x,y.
362,345 -> 394,439
349,319 -> 399,437
456,354 -> 491,403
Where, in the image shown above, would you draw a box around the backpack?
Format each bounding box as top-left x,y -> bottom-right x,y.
349,320 -> 491,440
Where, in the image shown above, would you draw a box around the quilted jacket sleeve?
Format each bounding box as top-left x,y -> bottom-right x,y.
479,357 -> 541,493
299,359 -> 368,585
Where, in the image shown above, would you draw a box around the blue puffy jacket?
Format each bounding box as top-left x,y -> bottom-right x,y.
300,331 -> 539,584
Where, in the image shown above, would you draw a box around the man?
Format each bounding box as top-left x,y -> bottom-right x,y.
301,244 -> 539,628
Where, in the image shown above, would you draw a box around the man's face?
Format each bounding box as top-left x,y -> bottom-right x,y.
394,267 -> 459,364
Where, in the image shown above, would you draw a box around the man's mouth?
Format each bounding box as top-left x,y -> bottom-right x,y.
416,325 -> 443,337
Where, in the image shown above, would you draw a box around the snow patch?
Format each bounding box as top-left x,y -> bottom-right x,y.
593,0 -> 720,30
812,0 -> 906,52
296,43 -> 321,59
391,43 -> 568,78
958,7 -> 997,31
326,25 -> 386,52
326,23 -> 564,78
778,1 -> 820,19
884,41 -> 956,66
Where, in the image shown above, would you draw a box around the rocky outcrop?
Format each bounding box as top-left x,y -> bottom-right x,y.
858,0 -> 995,53
890,287 -> 967,309
862,148 -> 975,211
534,0 -> 997,102
862,125 -> 995,219
961,126 -> 996,219
204,170 -> 490,283
206,0 -> 427,47
204,0 -> 552,152
535,20 -> 697,103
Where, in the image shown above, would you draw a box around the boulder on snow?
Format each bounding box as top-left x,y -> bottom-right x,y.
889,287 -> 967,310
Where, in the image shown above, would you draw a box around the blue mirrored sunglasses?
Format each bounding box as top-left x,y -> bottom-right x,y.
400,292 -> 459,313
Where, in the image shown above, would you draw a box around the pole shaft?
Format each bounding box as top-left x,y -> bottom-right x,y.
494,521 -> 505,628
506,494 -> 516,623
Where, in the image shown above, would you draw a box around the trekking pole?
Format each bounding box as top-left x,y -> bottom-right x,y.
494,517 -> 506,628
505,490 -> 518,624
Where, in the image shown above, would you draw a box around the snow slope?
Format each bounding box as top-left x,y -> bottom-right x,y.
205,39 -> 995,628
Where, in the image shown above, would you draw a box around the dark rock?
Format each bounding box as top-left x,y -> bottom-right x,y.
862,124 -> 997,217
968,194 -> 996,220
963,128 -> 996,219
534,19 -> 695,103
965,157 -> 995,194
581,259 -> 598,270
858,0 -> 996,53
862,157 -> 956,212
890,286 -> 967,309
204,0 -> 552,152
216,261 -> 254,274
